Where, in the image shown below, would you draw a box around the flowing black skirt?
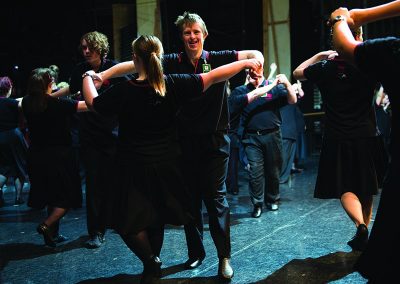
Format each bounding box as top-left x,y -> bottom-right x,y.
314,136 -> 385,199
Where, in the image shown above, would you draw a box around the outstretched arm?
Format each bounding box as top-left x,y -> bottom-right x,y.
293,50 -> 338,81
200,59 -> 262,92
331,1 -> 400,63
81,72 -> 98,111
350,0 -> 400,28
98,61 -> 136,81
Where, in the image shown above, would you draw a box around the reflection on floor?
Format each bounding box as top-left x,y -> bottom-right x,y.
0,155 -> 374,283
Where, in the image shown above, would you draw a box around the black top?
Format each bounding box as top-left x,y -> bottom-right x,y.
92,74 -> 204,164
304,57 -> 378,139
280,104 -> 298,140
69,59 -> 128,150
355,37 -> 400,159
0,98 -> 19,132
22,95 -> 77,149
240,79 -> 288,134
163,50 -> 237,135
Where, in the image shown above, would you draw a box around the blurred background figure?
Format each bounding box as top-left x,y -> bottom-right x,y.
0,76 -> 29,207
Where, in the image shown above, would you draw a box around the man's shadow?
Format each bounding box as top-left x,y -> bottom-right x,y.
0,236 -> 87,270
77,263 -> 221,284
255,251 -> 362,284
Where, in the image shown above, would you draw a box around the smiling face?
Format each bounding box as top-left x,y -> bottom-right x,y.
181,22 -> 207,56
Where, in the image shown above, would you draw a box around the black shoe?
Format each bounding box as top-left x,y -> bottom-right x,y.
37,223 -> 56,247
252,206 -> 262,218
290,168 -> 303,174
53,234 -> 68,243
141,256 -> 162,284
14,197 -> 24,205
184,256 -> 205,269
218,257 -> 234,282
85,232 -> 105,249
348,224 -> 368,251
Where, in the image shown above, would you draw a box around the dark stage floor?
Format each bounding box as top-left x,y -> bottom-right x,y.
0,154 -> 374,283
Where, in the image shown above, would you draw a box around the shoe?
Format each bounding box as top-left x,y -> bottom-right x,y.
251,205 -> 262,218
141,256 -> 162,284
290,168 -> 303,174
37,223 -> 56,247
218,257 -> 234,281
266,202 -> 279,211
53,234 -> 68,243
14,197 -> 24,205
85,232 -> 105,248
348,224 -> 368,251
184,256 -> 205,269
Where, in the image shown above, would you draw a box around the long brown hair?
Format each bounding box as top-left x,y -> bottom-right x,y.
24,68 -> 53,113
132,35 -> 166,97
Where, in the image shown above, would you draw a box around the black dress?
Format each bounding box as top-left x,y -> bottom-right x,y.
353,37 -> 400,280
22,95 -> 82,209
304,57 -> 384,199
92,74 -> 204,235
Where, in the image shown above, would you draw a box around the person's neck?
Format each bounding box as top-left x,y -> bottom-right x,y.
137,71 -> 147,81
90,58 -> 102,72
186,49 -> 203,66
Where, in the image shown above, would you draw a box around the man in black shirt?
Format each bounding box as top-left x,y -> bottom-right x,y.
52,31 -> 128,248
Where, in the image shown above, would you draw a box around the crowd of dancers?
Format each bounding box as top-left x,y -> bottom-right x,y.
1,1 -> 399,283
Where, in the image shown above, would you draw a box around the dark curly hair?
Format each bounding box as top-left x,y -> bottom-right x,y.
79,31 -> 110,59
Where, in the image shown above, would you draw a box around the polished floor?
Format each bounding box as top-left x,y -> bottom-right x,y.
0,154 -> 374,283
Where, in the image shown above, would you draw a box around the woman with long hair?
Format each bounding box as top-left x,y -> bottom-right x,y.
22,68 -> 88,247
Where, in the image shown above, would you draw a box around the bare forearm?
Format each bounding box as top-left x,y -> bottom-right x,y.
100,61 -> 135,80
351,1 -> 400,27
82,77 -> 98,111
293,50 -> 336,81
50,86 -> 70,98
332,21 -> 359,63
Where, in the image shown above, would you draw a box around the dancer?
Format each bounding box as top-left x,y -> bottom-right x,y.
82,35 -> 262,283
330,1 -> 400,281
293,25 -> 384,251
22,68 -> 88,247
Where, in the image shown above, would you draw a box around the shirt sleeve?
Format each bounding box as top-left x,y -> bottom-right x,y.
54,97 -> 79,114
303,60 -> 324,82
165,74 -> 203,102
92,82 -> 124,116
355,37 -> 400,81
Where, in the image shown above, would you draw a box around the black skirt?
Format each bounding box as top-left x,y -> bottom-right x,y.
0,128 -> 28,178
110,158 -> 192,235
314,136 -> 385,199
27,146 -> 82,209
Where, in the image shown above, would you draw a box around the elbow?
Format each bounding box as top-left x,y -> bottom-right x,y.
292,70 -> 304,81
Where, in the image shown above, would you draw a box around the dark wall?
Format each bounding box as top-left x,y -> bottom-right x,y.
1,1 -> 115,97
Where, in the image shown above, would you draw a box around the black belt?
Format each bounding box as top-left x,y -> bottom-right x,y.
246,127 -> 279,135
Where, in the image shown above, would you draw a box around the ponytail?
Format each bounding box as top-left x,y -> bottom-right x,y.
148,52 -> 166,97
132,35 -> 166,97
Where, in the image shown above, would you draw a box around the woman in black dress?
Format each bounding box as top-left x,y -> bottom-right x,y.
82,35 -> 262,283
22,68 -> 88,247
293,27 -> 385,252
330,1 -> 400,281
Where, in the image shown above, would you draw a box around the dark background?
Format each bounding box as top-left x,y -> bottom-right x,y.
1,0 -> 399,113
